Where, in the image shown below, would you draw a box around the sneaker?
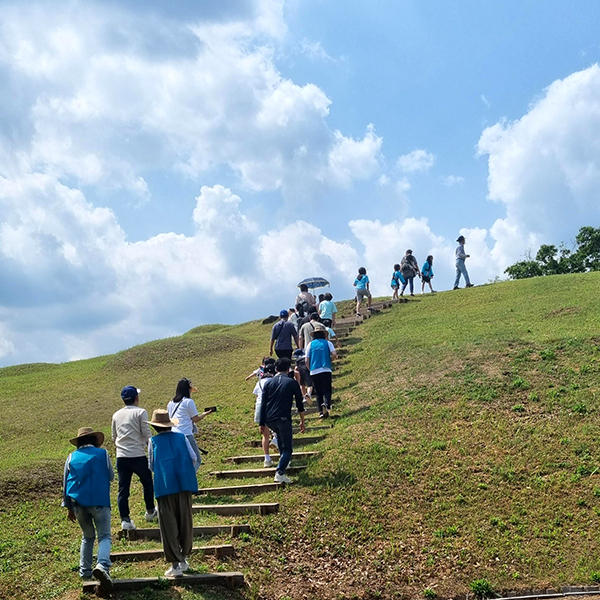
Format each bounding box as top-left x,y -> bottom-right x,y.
179,559 -> 190,572
356,312 -> 361,317
318,412 -> 325,419
121,519 -> 136,530
92,565 -> 113,592
466,283 -> 474,287
453,286 -> 459,290
269,436 -> 279,451
410,293 -> 415,297
263,458 -> 273,468
274,472 -> 292,484
165,565 -> 183,577
145,508 -> 158,522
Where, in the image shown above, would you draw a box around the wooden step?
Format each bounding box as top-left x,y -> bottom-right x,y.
111,544 -> 234,562
196,482 -> 283,496
121,525 -> 250,541
293,425 -> 332,433
83,572 -> 244,593
192,502 -> 279,516
245,435 -> 325,448
211,465 -> 307,479
224,451 -> 321,464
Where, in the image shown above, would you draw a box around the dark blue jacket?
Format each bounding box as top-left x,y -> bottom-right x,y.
259,373 -> 304,426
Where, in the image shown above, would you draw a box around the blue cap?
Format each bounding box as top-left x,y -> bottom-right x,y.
121,385 -> 140,401
279,309 -> 289,318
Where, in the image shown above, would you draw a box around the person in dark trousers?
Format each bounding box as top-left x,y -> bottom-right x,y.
421,255 -> 435,294
454,235 -> 473,289
259,358 -> 306,484
112,386 -> 156,531
147,409 -> 198,578
63,427 -> 114,592
305,323 -> 338,418
269,310 -> 299,359
400,249 -> 420,297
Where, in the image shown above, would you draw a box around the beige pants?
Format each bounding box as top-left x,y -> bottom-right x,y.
157,491 -> 193,564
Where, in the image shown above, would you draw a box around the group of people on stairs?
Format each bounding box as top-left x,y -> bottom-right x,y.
63,381 -> 214,592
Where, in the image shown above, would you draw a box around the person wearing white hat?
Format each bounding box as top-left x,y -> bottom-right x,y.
112,385 -> 157,531
62,427 -> 114,593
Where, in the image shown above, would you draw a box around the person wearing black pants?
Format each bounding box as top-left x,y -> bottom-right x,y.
305,324 -> 337,418
311,371 -> 333,416
116,456 -> 155,524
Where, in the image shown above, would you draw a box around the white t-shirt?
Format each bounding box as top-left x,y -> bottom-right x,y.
167,397 -> 199,436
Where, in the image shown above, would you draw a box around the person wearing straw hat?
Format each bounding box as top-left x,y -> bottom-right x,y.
147,409 -> 198,578
62,427 -> 114,592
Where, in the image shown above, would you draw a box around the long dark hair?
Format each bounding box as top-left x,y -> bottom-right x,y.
172,378 -> 192,403
427,255 -> 433,265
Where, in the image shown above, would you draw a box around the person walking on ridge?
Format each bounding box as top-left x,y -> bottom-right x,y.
147,409 -> 198,578
454,235 -> 473,289
421,255 -> 435,294
400,249 -> 420,297
112,386 -> 157,531
259,358 -> 306,484
270,310 -> 299,359
353,267 -> 372,316
390,263 -> 404,302
63,427 -> 114,592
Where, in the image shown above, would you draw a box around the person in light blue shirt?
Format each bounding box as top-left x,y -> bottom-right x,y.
454,235 -> 473,289
306,324 -> 338,418
421,255 -> 436,294
390,263 -> 405,302
318,292 -> 338,327
353,267 -> 372,316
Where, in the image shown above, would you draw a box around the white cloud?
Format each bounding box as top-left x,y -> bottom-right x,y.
397,149 -> 435,173
441,175 -> 465,187
481,94 -> 491,109
478,64 -> 600,267
299,39 -> 339,64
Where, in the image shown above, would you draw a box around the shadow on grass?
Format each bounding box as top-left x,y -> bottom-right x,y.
117,583 -> 246,600
297,469 -> 357,489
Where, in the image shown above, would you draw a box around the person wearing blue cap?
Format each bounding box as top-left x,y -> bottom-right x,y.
111,386 -> 156,531
269,309 -> 299,360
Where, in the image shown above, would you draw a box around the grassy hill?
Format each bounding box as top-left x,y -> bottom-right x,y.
2,273 -> 600,599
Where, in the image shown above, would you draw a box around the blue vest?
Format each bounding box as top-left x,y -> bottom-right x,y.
66,447 -> 111,507
151,432 -> 198,498
308,338 -> 332,372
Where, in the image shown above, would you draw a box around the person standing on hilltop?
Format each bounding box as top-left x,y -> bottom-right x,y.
270,310 -> 299,360
295,284 -> 317,313
63,427 -> 114,593
421,255 -> 436,294
353,267 -> 372,316
400,249 -> 420,297
390,263 -> 405,302
259,357 -> 306,484
112,386 -> 157,532
454,235 -> 474,289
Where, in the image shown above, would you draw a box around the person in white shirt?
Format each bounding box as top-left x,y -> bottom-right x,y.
167,378 -> 214,471
111,386 -> 157,531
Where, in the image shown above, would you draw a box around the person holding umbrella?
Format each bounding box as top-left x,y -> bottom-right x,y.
295,284 -> 317,313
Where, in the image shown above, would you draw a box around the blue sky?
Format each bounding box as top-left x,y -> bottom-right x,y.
1,0 -> 600,365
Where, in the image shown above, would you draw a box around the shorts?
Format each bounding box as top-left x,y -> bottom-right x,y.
297,364 -> 313,387
422,275 -> 431,283
254,400 -> 262,423
321,318 -> 332,328
356,288 -> 371,301
391,283 -> 399,290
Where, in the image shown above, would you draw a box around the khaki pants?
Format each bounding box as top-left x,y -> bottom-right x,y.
157,491 -> 193,564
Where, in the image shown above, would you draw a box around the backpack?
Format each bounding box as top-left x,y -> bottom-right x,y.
401,258 -> 414,277
300,299 -> 310,314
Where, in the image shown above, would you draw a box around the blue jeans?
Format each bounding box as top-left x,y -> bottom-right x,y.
72,503 -> 111,578
266,418 -> 293,474
186,435 -> 201,471
401,276 -> 414,294
454,260 -> 471,287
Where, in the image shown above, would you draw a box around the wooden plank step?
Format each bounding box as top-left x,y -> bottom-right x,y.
83,572 -> 245,593
294,406 -> 319,414
121,525 -> 250,541
245,435 -> 325,448
224,451 -> 320,464
192,502 -> 279,516
196,482 -> 283,496
211,465 -> 306,479
111,544 -> 234,562
293,425 -> 332,432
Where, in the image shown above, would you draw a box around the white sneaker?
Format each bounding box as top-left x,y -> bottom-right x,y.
165,565 -> 183,577
121,519 -> 136,530
269,436 -> 279,451
179,559 -> 189,572
145,508 -> 158,521
92,565 -> 113,592
274,472 -> 292,484
263,458 -> 273,468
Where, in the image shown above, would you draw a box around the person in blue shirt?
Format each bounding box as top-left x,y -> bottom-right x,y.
353,267 -> 372,316
390,263 -> 405,303
147,409 -> 199,578
270,310 -> 300,360
63,427 -> 114,592
421,255 -> 436,294
306,323 -> 338,418
318,292 -> 338,328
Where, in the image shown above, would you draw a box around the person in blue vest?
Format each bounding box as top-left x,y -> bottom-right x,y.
62,427 -> 114,592
421,255 -> 435,294
305,323 -> 338,418
390,263 -> 405,303
147,409 -> 198,578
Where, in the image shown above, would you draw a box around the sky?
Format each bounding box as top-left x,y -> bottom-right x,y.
1,0 -> 600,365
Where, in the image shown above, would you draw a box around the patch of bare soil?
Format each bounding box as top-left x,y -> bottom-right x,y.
0,462 -> 62,505
545,306 -> 581,318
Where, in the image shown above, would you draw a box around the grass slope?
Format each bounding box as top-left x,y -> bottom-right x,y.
2,273 -> 600,600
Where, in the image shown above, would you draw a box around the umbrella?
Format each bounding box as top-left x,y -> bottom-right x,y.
297,277 -> 330,290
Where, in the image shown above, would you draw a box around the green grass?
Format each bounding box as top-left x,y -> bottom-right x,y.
2,273 -> 600,599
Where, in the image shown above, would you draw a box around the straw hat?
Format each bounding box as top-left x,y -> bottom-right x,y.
69,427 -> 105,447
312,322 -> 327,332
146,409 -> 179,428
